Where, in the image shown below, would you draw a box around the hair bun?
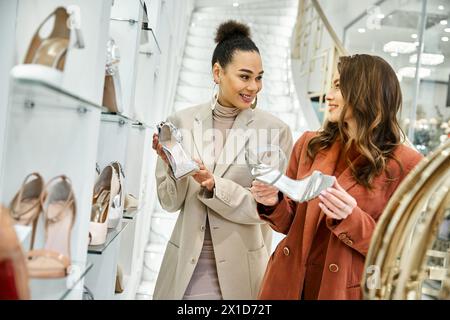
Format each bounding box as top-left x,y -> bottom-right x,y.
215,20 -> 251,44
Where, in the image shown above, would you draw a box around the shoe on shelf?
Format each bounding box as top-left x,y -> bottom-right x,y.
0,206 -> 30,299
27,176 -> 76,278
9,173 -> 44,250
124,194 -> 138,211
88,189 -> 110,246
157,121 -> 199,180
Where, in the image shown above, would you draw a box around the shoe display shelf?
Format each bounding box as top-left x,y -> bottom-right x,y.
0,77 -> 104,299
115,122 -> 156,300
0,0 -> 113,300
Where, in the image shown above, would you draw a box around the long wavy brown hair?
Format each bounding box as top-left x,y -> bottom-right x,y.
307,54 -> 405,188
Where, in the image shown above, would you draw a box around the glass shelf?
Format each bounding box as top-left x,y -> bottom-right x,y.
12,77 -> 105,112
87,221 -> 129,255
123,208 -> 138,220
29,261 -> 93,300
101,112 -> 135,125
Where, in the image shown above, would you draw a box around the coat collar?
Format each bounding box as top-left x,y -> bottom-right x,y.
192,104 -> 254,177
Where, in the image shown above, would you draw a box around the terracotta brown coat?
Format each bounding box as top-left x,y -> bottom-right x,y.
258,131 -> 423,300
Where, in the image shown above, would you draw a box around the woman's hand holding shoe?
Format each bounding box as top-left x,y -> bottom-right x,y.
192,160 -> 215,191
318,180 -> 357,220
250,180 -> 280,206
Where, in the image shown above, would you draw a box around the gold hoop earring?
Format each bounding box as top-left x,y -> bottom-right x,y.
250,96 -> 258,110
211,83 -> 219,110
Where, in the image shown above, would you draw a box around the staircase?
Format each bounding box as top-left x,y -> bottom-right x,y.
136,0 -> 328,299
174,0 -> 313,136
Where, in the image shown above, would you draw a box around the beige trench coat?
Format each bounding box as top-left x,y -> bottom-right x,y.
153,103 -> 293,299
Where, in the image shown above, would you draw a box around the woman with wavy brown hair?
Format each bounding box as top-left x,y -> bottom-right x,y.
250,54 -> 423,300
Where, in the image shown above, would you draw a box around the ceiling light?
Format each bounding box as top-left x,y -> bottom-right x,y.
445,28 -> 450,33
438,5 -> 444,10
409,53 -> 445,65
411,33 -> 417,39
398,67 -> 431,79
383,41 -> 417,54
391,52 -> 398,57
440,20 -> 448,25
442,36 -> 449,42
233,2 -> 239,7
358,28 -> 366,33
377,14 -> 385,19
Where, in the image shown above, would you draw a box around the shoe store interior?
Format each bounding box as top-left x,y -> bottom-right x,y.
0,0 -> 449,301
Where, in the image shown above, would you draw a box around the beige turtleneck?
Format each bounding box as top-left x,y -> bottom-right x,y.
212,101 -> 241,165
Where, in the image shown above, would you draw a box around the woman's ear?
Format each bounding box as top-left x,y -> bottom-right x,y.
212,62 -> 221,84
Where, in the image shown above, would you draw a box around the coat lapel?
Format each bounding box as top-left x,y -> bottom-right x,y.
213,108 -> 254,178
192,105 -> 215,173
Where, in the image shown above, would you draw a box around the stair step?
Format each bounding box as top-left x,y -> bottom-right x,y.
196,7 -> 298,17
192,12 -> 296,27
189,25 -> 292,40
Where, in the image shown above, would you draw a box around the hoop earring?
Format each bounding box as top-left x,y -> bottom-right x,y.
210,83 -> 219,110
250,96 -> 258,110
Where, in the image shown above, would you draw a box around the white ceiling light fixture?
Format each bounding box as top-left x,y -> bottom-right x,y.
358,28 -> 366,33
409,53 -> 445,65
440,20 -> 448,25
377,14 -> 385,19
383,41 -> 417,54
445,28 -> 450,33
232,2 -> 239,7
398,67 -> 431,79
411,33 -> 418,39
442,36 -> 449,42
438,5 -> 444,10
391,52 -> 398,57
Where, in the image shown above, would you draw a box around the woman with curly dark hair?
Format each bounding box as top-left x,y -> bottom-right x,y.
251,54 -> 423,300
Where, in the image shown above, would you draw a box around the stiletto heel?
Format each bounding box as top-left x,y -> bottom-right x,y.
27,176 -> 76,278
157,121 -> 199,180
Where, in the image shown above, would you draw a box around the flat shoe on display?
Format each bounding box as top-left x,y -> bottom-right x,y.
9,173 -> 44,250
157,121 -> 199,180
0,206 -> 30,299
27,176 -> 76,278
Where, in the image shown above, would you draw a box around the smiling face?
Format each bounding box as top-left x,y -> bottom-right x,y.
213,50 -> 263,109
326,72 -> 346,123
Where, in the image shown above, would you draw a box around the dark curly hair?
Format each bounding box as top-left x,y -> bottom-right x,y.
211,20 -> 259,68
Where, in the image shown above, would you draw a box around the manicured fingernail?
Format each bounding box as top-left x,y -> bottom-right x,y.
319,195 -> 324,200
327,188 -> 332,192
321,191 -> 327,196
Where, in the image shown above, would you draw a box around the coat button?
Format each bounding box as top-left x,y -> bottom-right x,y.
283,246 -> 290,256
345,239 -> 354,246
338,233 -> 347,240
200,225 -> 205,231
329,263 -> 339,273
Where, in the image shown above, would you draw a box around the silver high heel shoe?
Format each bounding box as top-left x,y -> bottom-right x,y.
246,145 -> 335,202
157,121 -> 199,180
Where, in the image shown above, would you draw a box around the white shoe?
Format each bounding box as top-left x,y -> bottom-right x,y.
157,122 -> 199,180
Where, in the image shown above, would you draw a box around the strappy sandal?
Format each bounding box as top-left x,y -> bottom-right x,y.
88,189 -> 110,246
27,176 -> 76,278
0,206 -> 30,299
9,173 -> 44,250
